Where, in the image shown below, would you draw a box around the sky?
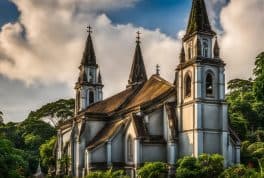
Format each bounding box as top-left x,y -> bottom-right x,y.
0,0 -> 263,123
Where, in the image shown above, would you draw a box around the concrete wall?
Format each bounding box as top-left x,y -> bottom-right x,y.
91,145 -> 106,162
148,109 -> 163,135
142,144 -> 166,162
203,104 -> 221,129
179,131 -> 194,157
112,131 -> 124,162
203,132 -> 221,154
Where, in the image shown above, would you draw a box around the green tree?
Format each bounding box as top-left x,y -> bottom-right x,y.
0,111 -> 3,124
0,138 -> 28,178
253,52 -> 264,101
137,162 -> 167,178
39,136 -> 57,173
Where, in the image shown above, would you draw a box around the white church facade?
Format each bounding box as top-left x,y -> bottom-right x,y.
55,0 -> 241,177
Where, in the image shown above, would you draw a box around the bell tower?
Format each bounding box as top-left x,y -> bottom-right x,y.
75,26 -> 103,114
175,0 -> 228,161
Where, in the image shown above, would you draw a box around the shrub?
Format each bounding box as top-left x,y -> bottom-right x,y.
86,169 -> 129,178
220,164 -> 261,178
137,162 -> 167,178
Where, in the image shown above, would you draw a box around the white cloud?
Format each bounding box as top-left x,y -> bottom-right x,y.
0,0 -> 180,103
220,0 -> 264,80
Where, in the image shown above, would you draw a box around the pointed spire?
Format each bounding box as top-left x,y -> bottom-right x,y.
78,67 -> 87,83
180,45 -> 185,63
127,31 -> 147,88
98,70 -> 102,84
81,26 -> 97,67
184,0 -> 215,39
214,37 -> 220,58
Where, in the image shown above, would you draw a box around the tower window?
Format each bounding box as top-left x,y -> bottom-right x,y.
203,39 -> 209,58
206,74 -> 213,96
76,91 -> 80,111
127,136 -> 134,162
89,91 -> 94,104
185,74 -> 192,98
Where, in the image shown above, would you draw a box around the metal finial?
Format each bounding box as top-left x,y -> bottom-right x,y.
156,64 -> 160,75
87,25 -> 92,34
136,31 -> 141,43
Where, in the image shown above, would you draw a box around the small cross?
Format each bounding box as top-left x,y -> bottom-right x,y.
87,25 -> 92,34
136,31 -> 141,43
156,64 -> 160,75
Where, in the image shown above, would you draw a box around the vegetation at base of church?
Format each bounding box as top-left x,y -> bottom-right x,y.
226,52 -> 264,170
137,162 -> 167,178
86,169 -> 129,178
220,164 -> 261,178
40,136 -> 57,173
0,99 -> 74,177
175,154 -> 224,178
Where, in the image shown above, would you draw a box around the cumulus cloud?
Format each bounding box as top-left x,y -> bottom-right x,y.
220,0 -> 264,80
0,0 -> 263,122
0,0 -> 180,97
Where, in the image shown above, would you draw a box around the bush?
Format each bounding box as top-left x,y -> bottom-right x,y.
86,169 -> 129,178
220,164 -> 261,178
137,162 -> 167,178
175,154 -> 224,178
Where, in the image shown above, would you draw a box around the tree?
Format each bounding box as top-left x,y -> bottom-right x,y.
253,52 -> 264,101
137,162 -> 167,178
0,138 -> 28,178
0,111 -> 3,124
40,136 -> 57,174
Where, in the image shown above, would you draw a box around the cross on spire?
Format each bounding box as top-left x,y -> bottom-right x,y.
156,64 -> 160,75
136,31 -> 141,43
87,25 -> 92,34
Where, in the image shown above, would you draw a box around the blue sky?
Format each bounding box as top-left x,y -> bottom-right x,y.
0,0 -> 263,122
0,0 -> 191,36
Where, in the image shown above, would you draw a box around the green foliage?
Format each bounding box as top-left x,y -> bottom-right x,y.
220,164 -> 261,178
86,169 -> 129,178
137,162 -> 167,178
253,52 -> 264,101
241,140 -> 264,170
26,99 -> 74,123
40,136 -> 57,173
0,138 -> 28,178
176,154 -> 224,178
0,98 -> 74,176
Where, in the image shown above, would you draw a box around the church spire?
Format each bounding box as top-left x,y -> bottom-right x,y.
184,0 -> 215,40
127,31 -> 147,88
81,26 -> 97,67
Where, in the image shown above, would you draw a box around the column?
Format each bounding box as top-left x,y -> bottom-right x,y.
134,139 -> 141,168
107,141 -> 112,166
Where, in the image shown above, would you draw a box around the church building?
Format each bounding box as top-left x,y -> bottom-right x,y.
55,0 -> 241,177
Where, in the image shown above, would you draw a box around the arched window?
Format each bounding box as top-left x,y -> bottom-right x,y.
206,73 -> 213,96
185,74 -> 192,98
89,91 -> 94,104
203,39 -> 209,58
127,136 -> 134,162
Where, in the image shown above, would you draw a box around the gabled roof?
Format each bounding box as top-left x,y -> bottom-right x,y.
125,75 -> 175,109
87,119 -> 128,150
185,0 -> 215,39
85,87 -> 137,114
127,41 -> 147,88
80,75 -> 174,116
